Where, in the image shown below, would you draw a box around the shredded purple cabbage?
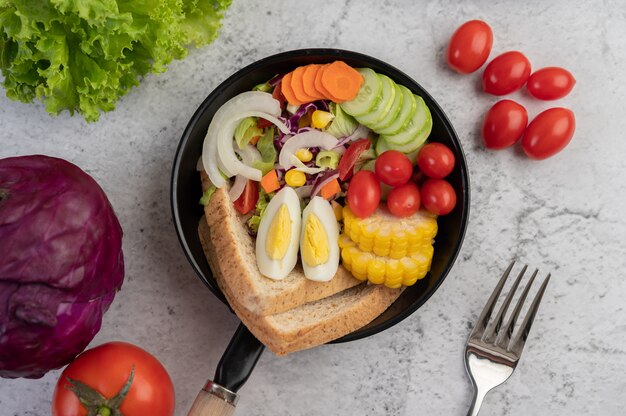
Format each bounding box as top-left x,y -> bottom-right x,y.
310,169 -> 339,197
269,74 -> 283,87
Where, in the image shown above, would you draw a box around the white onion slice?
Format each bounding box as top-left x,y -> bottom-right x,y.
228,174 -> 247,201
278,130 -> 339,171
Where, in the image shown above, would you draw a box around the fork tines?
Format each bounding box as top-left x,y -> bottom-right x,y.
470,261 -> 551,356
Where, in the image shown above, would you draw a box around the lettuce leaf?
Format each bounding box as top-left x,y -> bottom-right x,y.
0,0 -> 232,121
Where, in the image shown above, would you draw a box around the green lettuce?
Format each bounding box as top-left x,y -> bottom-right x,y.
247,188 -> 271,233
252,126 -> 276,176
326,102 -> 358,138
0,0 -> 232,121
234,117 -> 263,149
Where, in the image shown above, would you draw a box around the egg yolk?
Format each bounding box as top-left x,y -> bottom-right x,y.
266,204 -> 292,260
301,213 -> 329,266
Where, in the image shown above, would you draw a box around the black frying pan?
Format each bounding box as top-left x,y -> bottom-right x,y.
171,49 -> 470,415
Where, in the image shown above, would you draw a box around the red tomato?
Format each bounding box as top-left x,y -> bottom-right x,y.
387,183 -> 421,217
446,20 -> 493,74
482,51 -> 532,95
374,150 -> 413,186
347,170 -> 381,218
421,179 -> 457,216
521,108 -> 575,160
416,143 -> 455,179
272,81 -> 286,109
257,117 -> 273,129
527,67 -> 576,100
482,100 -> 528,150
338,138 -> 371,181
52,342 -> 174,416
234,180 -> 259,214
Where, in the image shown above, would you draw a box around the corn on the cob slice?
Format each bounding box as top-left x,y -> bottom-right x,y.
339,234 -> 433,288
342,205 -> 438,258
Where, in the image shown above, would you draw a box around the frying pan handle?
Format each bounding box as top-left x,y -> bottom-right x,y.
187,323 -> 264,416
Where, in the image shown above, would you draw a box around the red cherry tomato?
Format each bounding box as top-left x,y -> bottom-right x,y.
52,342 -> 174,416
421,179 -> 457,216
527,67 -> 576,100
521,108 -> 575,160
347,170 -> 381,218
416,143 -> 455,179
446,20 -> 493,74
233,180 -> 259,215
338,138 -> 371,181
482,100 -> 529,150
387,183 -> 421,217
482,51 -> 532,95
374,150 -> 413,186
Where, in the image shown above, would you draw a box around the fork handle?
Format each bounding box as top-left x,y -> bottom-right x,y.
467,385 -> 489,416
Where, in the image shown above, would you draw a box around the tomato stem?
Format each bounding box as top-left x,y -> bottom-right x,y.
65,366 -> 135,416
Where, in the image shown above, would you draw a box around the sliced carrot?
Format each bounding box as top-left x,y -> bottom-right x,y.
260,169 -> 280,193
314,63 -> 342,102
320,178 -> 341,200
302,65 -> 326,100
320,61 -> 364,102
280,72 -> 305,106
249,135 -> 260,145
291,66 -> 318,103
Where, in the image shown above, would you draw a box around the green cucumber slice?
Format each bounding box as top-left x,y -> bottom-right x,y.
339,68 -> 382,117
370,82 -> 403,132
355,75 -> 396,126
376,85 -> 416,135
375,136 -> 390,155
381,112 -> 432,153
381,95 -> 430,145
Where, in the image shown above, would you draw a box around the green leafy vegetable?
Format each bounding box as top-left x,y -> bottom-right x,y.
326,103 -> 358,138
252,126 -> 276,176
252,82 -> 272,92
0,0 -> 232,121
315,150 -> 340,169
234,117 -> 263,149
199,185 -> 216,206
247,189 -> 271,233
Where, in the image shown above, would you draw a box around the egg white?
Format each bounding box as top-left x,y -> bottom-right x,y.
255,187 -> 302,280
300,196 -> 340,282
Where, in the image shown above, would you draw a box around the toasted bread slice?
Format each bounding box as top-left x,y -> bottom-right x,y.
200,172 -> 360,315
199,216 -> 403,355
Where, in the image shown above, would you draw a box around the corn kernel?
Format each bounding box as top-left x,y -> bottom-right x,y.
311,110 -> 334,129
285,169 -> 306,187
295,148 -> 313,162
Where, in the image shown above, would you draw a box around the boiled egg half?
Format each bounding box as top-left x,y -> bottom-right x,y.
256,187 -> 302,280
300,196 -> 340,282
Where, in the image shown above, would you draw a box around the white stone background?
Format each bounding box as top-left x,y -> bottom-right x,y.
1,0 -> 625,414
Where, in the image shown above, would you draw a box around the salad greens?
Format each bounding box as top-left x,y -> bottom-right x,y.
326,103 -> 358,138
247,188 -> 271,233
235,117 -> 263,149
199,185 -> 217,206
0,0 -> 232,121
252,126 -> 276,176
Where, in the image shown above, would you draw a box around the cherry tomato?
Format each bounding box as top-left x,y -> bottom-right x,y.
521,108 -> 575,160
527,67 -> 576,100
416,143 -> 455,179
482,51 -> 532,95
234,180 -> 259,215
272,81 -> 286,109
338,138 -> 371,181
446,20 -> 493,74
52,342 -> 174,416
421,179 -> 457,216
347,170 -> 381,218
387,183 -> 421,217
374,150 -> 413,186
482,100 -> 528,150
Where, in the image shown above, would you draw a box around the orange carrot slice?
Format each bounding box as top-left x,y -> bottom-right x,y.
320,61 -> 364,103
320,178 -> 341,200
302,65 -> 326,100
314,64 -> 338,101
290,66 -> 318,103
281,72 -> 305,106
260,169 -> 280,193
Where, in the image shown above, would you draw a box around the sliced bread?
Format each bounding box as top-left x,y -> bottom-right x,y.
200,172 -> 360,316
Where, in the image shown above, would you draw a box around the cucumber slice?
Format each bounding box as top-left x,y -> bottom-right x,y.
370,83 -> 403,132
340,68 -> 382,117
376,85 -> 416,135
355,75 -> 396,126
381,112 -> 432,153
375,136 -> 390,155
381,96 -> 430,145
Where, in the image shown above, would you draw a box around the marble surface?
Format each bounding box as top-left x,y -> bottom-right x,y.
2,0 -> 626,414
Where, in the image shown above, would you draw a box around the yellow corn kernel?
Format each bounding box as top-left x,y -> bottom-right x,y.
311,110 -> 334,129
285,169 -> 306,187
295,148 -> 313,162
367,258 -> 387,285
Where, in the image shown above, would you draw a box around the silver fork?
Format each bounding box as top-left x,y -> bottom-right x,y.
465,262 -> 551,416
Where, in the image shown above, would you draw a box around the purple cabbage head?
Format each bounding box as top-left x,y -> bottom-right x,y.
0,155 -> 124,378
